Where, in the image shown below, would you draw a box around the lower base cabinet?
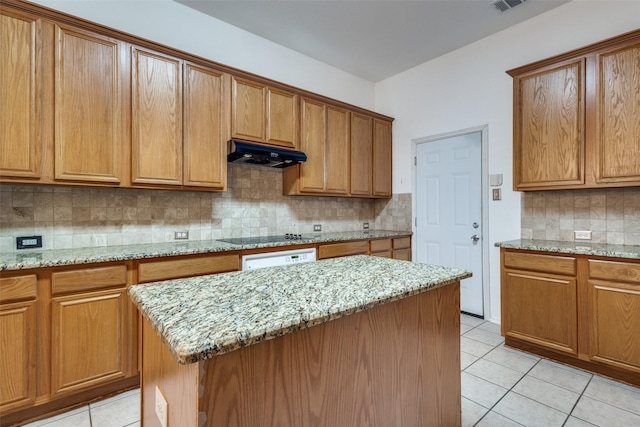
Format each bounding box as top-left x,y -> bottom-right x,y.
501,249 -> 640,386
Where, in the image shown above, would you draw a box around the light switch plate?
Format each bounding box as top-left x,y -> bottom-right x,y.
492,188 -> 502,201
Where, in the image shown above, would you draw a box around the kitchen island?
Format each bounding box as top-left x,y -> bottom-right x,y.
129,255 -> 471,427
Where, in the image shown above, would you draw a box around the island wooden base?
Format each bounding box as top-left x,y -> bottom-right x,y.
141,282 -> 461,427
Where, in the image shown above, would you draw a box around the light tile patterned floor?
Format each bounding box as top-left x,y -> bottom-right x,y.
22,314 -> 640,427
460,313 -> 640,427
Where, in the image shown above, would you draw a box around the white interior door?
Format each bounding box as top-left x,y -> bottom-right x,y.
416,132 -> 483,316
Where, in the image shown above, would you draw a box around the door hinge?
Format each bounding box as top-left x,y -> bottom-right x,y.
414,156 -> 417,166
414,217 -> 417,227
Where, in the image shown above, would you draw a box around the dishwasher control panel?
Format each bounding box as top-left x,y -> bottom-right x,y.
242,248 -> 317,270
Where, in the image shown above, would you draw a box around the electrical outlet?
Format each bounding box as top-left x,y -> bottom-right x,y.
174,231 -> 189,240
574,230 -> 592,240
17,235 -> 42,250
363,222 -> 369,230
313,224 -> 322,232
155,385 -> 168,427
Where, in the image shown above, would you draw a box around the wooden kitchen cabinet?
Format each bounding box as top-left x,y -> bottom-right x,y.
583,259 -> 640,374
54,24 -> 127,184
131,46 -> 183,186
501,248 -> 640,386
392,236 -> 411,261
0,8 -> 42,180
50,264 -> 131,396
183,63 -> 229,189
373,118 -> 392,197
350,112 -> 373,196
501,251 -> 578,356
231,76 -> 299,149
283,98 -> 350,195
0,274 -> 37,413
594,39 -> 640,185
136,252 -> 240,283
511,59 -> 584,190
508,29 -> 640,191
369,238 -> 392,258
318,240 -> 369,260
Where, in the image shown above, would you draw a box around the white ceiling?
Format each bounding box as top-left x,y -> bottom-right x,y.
176,0 -> 569,82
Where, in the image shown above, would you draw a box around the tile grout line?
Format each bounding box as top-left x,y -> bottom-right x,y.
472,346 -> 542,426
562,375 -> 594,427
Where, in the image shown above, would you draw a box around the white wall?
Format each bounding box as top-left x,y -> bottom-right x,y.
30,0 -> 375,109
375,0 -> 640,323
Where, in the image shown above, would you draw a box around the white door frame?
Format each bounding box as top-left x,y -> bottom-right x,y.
412,125 -> 490,318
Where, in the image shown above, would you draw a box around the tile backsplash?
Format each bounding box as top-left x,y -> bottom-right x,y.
521,188 -> 640,245
0,164 -> 412,252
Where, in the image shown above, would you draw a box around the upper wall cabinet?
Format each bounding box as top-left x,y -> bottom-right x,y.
595,40 -> 640,185
231,77 -> 299,149
283,98 -> 350,195
131,48 -> 229,190
0,0 -> 391,195
373,118 -> 392,198
55,25 -> 127,184
350,112 -> 373,196
509,29 -> 640,191
0,9 -> 42,180
131,47 -> 183,186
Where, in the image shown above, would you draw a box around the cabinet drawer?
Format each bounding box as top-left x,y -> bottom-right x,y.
393,237 -> 411,250
589,259 -> 640,283
0,274 -> 37,303
52,265 -> 127,295
504,251 -> 576,276
370,238 -> 391,253
137,253 -> 240,283
318,241 -> 369,259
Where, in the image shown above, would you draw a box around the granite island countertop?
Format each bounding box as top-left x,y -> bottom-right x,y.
495,239 -> 640,260
0,230 -> 411,271
129,255 -> 471,364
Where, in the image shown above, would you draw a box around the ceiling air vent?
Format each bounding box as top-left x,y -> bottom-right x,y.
491,0 -> 527,12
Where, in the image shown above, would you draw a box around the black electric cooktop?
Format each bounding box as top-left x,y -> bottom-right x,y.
218,235 -> 306,245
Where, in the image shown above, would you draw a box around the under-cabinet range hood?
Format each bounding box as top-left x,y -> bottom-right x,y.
227,140 -> 307,168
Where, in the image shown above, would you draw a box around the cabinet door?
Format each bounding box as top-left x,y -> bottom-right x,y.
54,26 -> 124,184
51,287 -> 127,395
502,269 -> 577,355
183,63 -> 228,189
372,119 -> 392,197
513,60 -> 584,190
585,260 -> 640,373
595,41 -> 640,184
266,87 -> 298,148
350,112 -> 373,196
0,10 -> 41,179
325,105 -> 350,194
0,300 -> 36,412
231,77 -> 266,143
132,47 -> 182,186
298,98 -> 326,192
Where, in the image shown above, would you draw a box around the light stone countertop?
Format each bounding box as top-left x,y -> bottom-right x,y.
0,230 -> 411,271
495,239 -> 640,259
129,255 -> 471,364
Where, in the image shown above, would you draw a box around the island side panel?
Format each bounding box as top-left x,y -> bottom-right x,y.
141,321 -> 199,427
198,282 -> 461,427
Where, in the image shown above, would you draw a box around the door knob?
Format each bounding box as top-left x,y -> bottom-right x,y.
471,234 -> 480,243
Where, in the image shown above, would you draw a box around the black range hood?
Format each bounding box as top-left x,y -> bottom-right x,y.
227,140 -> 307,168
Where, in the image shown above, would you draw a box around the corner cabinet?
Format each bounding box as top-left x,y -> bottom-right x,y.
508,29 -> 640,191
500,248 -> 640,387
